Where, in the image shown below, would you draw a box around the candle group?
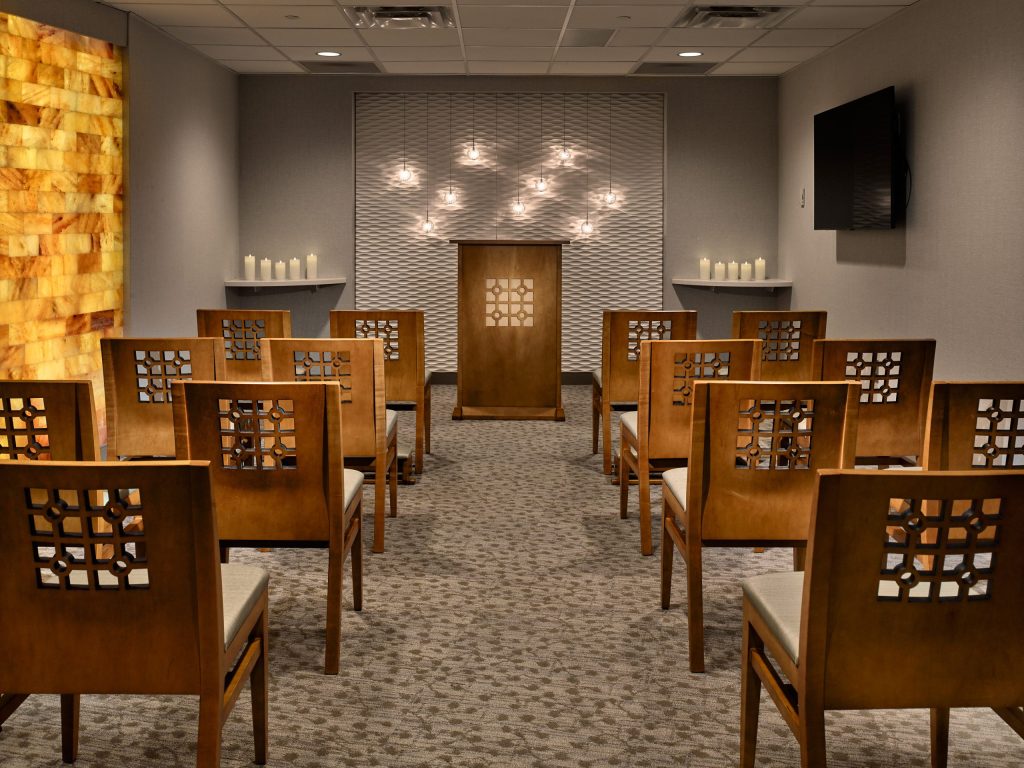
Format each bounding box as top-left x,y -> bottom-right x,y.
699,257 -> 769,281
246,253 -> 321,280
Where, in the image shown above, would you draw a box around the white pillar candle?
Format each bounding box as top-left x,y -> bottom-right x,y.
244,254 -> 256,281
755,257 -> 767,281
288,257 -> 301,280
306,253 -> 318,280
727,260 -> 739,281
699,257 -> 711,280
713,261 -> 726,281
259,257 -> 271,281
274,260 -> 286,280
741,261 -> 753,281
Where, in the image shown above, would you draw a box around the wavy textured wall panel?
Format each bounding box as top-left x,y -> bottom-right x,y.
355,92 -> 663,372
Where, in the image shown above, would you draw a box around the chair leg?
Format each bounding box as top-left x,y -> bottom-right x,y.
591,384 -> 600,454
0,693 -> 29,727
638,462 -> 653,556
686,540 -> 705,673
424,384 -> 432,457
602,403 -> 614,475
251,610 -> 269,765
196,691 -> 222,768
798,706 -> 827,768
660,512 -> 674,609
619,448 -> 630,519
415,405 -> 425,475
388,456 -> 398,518
739,622 -> 763,768
352,510 -> 363,612
930,707 -> 950,768
325,540 -> 344,675
373,466 -> 385,554
60,694 -> 79,764
219,546 -> 230,564
793,546 -> 807,571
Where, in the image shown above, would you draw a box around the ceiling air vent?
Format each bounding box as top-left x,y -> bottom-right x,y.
300,61 -> 383,75
633,62 -> 718,76
675,5 -> 797,29
342,6 -> 454,29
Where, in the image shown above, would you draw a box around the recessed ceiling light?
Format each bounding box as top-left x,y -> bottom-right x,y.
317,51 -> 342,57
678,51 -> 703,58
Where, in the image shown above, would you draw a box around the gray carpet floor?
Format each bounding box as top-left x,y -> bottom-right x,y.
3,385 -> 1022,767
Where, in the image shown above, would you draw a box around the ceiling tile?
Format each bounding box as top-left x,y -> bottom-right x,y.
711,62 -> 799,76
196,44 -> 286,60
657,28 -> 769,47
258,28 -> 363,46
549,61 -> 634,75
574,0 -> 694,4
467,61 -> 550,74
753,28 -> 858,46
222,60 -> 305,73
358,28 -> 461,46
782,6 -> 903,28
606,28 -> 665,46
553,46 -> 647,62
375,46 -> 466,61
104,0 -> 218,5
164,26 -> 265,45
811,0 -> 916,4
220,0 -> 336,4
278,46 -> 376,61
645,47 -> 742,63
465,46 -> 552,61
458,6 -> 569,29
110,5 -> 243,26
568,5 -> 681,28
382,61 -> 467,75
461,28 -> 561,46
225,5 -> 349,28
730,46 -> 827,62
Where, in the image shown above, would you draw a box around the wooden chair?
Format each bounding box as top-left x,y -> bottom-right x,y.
593,310 -> 698,475
196,309 -> 291,382
660,380 -> 859,672
732,311 -> 827,382
618,339 -> 762,556
0,380 -> 101,727
260,338 -> 397,554
813,339 -> 935,465
171,380 -> 362,674
923,382 -> 1024,471
102,338 -> 224,459
740,469 -> 1024,768
330,310 -> 429,480
0,460 -> 269,766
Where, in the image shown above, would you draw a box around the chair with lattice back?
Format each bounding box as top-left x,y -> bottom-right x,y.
0,459 -> 270,765
617,339 -> 761,556
330,310 -> 428,480
196,309 -> 292,382
660,379 -> 859,672
171,380 -> 362,675
260,337 -> 397,555
102,337 -> 225,459
732,310 -> 827,382
593,310 -> 698,476
812,338 -> 935,465
740,469 -> 1024,767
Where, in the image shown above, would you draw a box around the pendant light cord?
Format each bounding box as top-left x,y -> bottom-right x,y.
402,93 -> 407,170
448,93 -> 453,192
515,93 -> 520,203
424,96 -> 429,220
607,94 -> 613,193
494,93 -> 499,239
585,93 -> 590,223
539,95 -> 544,184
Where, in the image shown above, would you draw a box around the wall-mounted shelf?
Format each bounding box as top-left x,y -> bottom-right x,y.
225,277 -> 346,292
672,278 -> 792,294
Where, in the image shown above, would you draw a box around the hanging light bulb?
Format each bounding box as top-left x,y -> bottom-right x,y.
466,93 -> 480,161
399,167 -> 412,182
558,93 -> 571,162
580,220 -> 594,235
535,178 -> 548,193
466,146 -> 480,161
421,219 -> 434,233
512,200 -> 526,216
444,189 -> 458,205
604,190 -> 617,205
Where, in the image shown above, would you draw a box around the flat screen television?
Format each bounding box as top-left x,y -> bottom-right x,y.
814,86 -> 903,230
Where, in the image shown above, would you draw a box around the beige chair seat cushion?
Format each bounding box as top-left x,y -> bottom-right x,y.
592,367 -> 602,388
221,563 -> 269,649
743,571 -> 803,664
385,409 -> 398,436
344,468 -> 364,508
620,411 -> 638,438
662,467 -> 689,506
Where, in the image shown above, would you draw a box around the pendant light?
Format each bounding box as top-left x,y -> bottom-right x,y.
493,93 -> 499,239
421,96 -> 434,233
398,93 -> 412,182
604,95 -> 617,205
580,93 -> 593,235
466,93 -> 481,161
512,93 -> 526,216
444,94 -> 457,205
558,92 -> 571,163
535,95 -> 548,192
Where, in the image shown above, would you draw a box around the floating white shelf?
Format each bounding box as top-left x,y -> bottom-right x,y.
225,277 -> 346,292
672,278 -> 792,293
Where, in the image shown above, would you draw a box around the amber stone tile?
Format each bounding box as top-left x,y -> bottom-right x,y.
9,234 -> 40,256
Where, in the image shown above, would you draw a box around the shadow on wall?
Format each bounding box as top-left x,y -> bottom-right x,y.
836,227 -> 907,266
672,286 -> 788,339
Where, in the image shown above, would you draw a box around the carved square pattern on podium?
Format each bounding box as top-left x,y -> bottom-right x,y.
291,351 -> 353,403
736,399 -> 815,470
672,352 -> 730,406
218,398 -> 297,471
485,278 -> 534,327
972,398 -> 1024,469
880,496 -> 1002,602
222,319 -> 266,362
758,319 -> 803,362
628,320 -> 672,361
846,351 -> 902,404
27,486 -> 148,590
355,319 -> 400,360
134,350 -> 192,404
0,397 -> 49,460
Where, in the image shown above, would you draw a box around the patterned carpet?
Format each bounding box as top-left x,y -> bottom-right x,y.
3,385 -> 1022,767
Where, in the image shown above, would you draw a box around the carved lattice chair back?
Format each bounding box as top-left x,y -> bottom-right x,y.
603,311 -> 698,403
329,310 -> 424,404
196,309 -> 292,382
0,380 -> 99,462
812,339 -> 935,461
732,310 -> 827,382
923,382 -> 1024,472
102,338 -> 225,459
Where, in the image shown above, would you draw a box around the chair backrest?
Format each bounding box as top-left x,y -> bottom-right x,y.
812,339 -> 935,459
601,310 -> 698,403
688,380 -> 858,542
260,337 -> 386,459
329,310 -> 425,403
804,470 -> 1024,710
0,460 -> 222,694
923,382 -> 1024,471
0,380 -> 99,461
731,310 -> 827,382
196,309 -> 292,382
636,339 -> 761,460
102,338 -> 224,458
172,380 -> 346,543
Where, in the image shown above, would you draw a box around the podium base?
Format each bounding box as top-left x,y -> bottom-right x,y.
453,405 -> 565,421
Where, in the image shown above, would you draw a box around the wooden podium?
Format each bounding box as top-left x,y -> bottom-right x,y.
451,239 -> 567,421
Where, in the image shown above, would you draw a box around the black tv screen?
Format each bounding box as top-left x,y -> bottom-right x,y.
814,86 -> 902,230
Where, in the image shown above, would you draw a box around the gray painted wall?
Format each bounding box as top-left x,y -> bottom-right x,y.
778,0 -> 1024,379
238,75 -> 779,344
